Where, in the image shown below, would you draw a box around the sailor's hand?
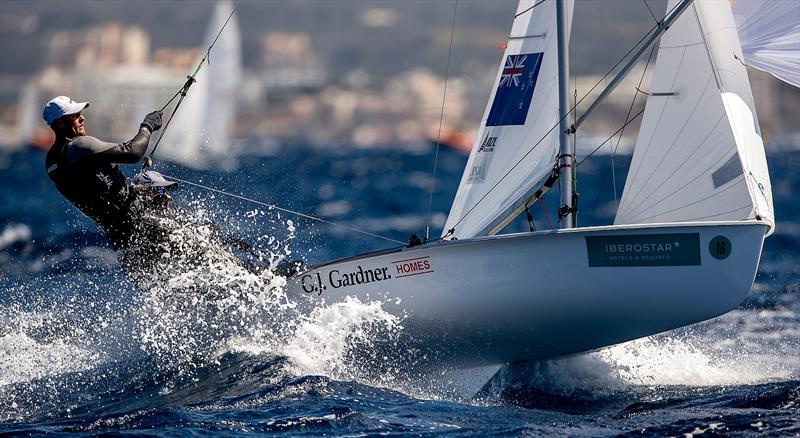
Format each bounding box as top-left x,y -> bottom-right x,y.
141,111 -> 163,132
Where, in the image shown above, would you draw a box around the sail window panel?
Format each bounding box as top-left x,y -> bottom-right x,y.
712,153 -> 744,189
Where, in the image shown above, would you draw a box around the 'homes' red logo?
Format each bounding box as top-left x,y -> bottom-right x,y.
391,256 -> 433,278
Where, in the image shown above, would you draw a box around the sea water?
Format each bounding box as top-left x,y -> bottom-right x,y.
0,144 -> 797,436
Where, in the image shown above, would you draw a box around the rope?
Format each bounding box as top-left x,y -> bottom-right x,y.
576,108 -> 645,168
585,45 -> 654,225
143,0 -> 242,171
515,0 -> 547,18
426,0 -> 458,242
160,173 -> 406,245
642,0 -> 659,24
540,197 -> 554,229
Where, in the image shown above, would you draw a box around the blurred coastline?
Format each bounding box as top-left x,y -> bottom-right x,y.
1,0 -> 798,154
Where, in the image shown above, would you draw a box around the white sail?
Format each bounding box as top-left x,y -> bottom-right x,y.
157,0 -> 241,168
615,0 -> 774,235
17,83 -> 39,147
732,0 -> 800,88
202,0 -> 242,157
442,0 -> 573,239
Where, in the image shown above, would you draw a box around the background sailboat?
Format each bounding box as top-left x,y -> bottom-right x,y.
156,0 -> 242,169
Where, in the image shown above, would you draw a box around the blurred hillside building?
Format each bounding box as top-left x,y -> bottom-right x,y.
12,23 -> 197,150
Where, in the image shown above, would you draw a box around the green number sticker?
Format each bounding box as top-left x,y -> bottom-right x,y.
709,236 -> 732,260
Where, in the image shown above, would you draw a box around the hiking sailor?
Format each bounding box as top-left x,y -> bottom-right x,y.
43,95 -> 304,280
44,95 -> 166,250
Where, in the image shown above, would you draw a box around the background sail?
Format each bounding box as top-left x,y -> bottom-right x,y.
731,0 -> 800,88
615,0 -> 774,234
157,0 -> 241,168
442,0 -> 573,239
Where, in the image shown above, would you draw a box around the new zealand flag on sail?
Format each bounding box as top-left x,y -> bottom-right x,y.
486,52 -> 544,126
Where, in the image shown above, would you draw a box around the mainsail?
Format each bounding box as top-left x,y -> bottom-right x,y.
615,0 -> 775,235
731,0 -> 800,88
157,0 -> 242,168
442,0 -> 573,239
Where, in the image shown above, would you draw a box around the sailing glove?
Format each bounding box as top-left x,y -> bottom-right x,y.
141,111 -> 163,132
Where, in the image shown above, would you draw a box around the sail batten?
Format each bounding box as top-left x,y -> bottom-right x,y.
443,0 -> 573,239
615,0 -> 774,235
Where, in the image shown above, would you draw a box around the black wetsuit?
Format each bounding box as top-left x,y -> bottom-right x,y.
45,128 -> 294,281
45,128 -> 152,250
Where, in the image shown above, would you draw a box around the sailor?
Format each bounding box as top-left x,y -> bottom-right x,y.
44,95 -> 166,252
44,95 -> 305,281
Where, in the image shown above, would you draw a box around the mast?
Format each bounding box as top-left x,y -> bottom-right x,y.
556,0 -> 573,228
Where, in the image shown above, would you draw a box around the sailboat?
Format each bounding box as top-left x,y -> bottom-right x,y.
284,0 -> 796,370
157,0 -> 242,169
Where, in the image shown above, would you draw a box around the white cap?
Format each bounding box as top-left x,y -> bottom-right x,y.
43,96 -> 90,125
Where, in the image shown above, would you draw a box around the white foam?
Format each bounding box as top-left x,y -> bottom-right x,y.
0,223 -> 32,250
0,330 -> 101,386
280,296 -> 400,378
481,308 -> 799,400
597,335 -> 765,386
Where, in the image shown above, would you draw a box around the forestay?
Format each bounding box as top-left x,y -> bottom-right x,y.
615,0 -> 774,235
158,0 -> 241,168
732,0 -> 800,88
443,0 -> 573,239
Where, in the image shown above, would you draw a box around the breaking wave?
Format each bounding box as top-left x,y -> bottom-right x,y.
0,199 -> 403,422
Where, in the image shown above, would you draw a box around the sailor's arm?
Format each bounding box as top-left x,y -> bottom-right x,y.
95,127 -> 152,164
67,111 -> 163,165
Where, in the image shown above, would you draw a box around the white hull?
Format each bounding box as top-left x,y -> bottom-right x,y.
286,221 -> 767,368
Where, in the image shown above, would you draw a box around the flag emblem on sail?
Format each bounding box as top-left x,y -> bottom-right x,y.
499,54 -> 528,87
487,52 -> 543,126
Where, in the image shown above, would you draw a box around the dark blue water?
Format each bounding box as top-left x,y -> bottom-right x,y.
1,144 -> 798,436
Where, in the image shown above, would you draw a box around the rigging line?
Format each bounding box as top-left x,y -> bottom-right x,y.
159,88 -> 184,113
586,162 -> 611,226
449,113 -> 561,233
448,0 -> 683,234
642,0 -> 659,24
144,0 -> 242,169
587,44 -> 656,225
161,173 -> 406,246
539,197 -> 554,229
576,107 -> 645,167
612,43 -> 656,202
426,0 -> 458,242
618,47 -> 689,204
623,74 -> 714,208
515,0 -> 547,18
568,0 -> 684,126
572,87 -> 577,195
